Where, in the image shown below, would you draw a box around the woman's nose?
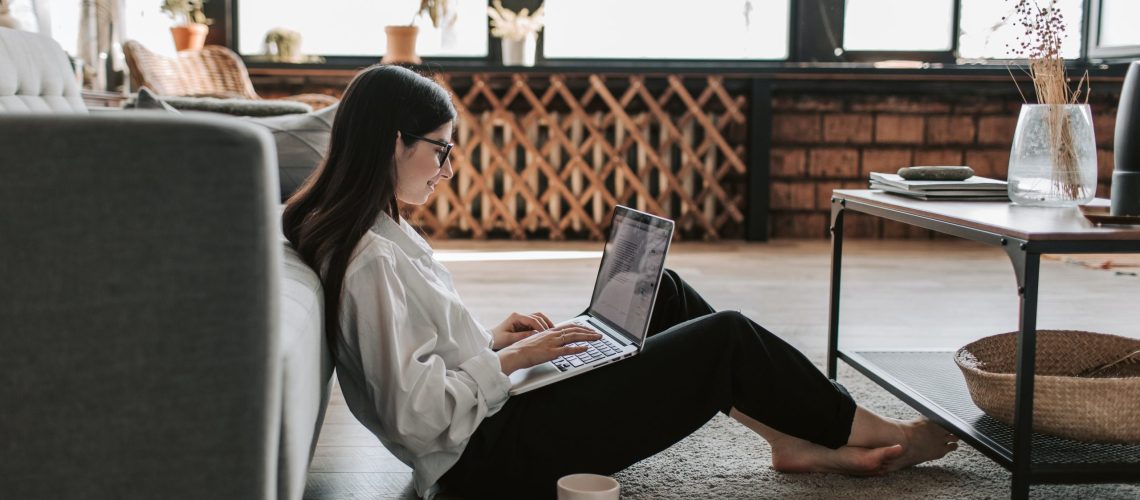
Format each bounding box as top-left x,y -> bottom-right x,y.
440,157 -> 454,179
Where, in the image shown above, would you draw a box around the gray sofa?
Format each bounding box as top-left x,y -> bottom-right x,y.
0,27 -> 333,500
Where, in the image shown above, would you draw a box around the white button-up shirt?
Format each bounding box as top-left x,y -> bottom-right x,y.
334,214 -> 511,498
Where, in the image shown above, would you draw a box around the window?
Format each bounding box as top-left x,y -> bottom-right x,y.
842,0 -> 954,52
957,0 -> 1083,59
45,0 -> 171,57
124,0 -> 185,54
543,0 -> 790,60
236,0 -> 487,57
1087,0 -> 1140,59
1097,0 -> 1140,47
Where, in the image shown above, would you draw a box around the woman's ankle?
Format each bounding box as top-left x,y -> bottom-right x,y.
845,406 -> 908,449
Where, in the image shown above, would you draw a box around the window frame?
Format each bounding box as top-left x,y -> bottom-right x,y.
835,0 -> 961,64
226,0 -> 495,62
224,0 -> 1129,71
1085,0 -> 1140,60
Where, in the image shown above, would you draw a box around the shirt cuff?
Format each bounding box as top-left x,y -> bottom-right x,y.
459,349 -> 511,411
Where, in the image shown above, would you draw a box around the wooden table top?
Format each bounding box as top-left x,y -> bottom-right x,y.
833,190 -> 1140,241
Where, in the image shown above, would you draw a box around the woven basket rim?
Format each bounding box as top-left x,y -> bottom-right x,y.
955,329 -> 1140,380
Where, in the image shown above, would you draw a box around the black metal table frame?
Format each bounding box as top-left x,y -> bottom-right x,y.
826,195 -> 1140,499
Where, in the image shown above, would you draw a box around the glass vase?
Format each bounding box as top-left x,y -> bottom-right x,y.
1007,104 -> 1098,207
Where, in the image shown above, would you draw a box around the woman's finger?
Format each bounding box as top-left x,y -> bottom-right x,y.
557,331 -> 603,345
526,314 -> 550,331
532,312 -> 553,330
511,313 -> 544,332
559,344 -> 589,355
550,324 -> 595,334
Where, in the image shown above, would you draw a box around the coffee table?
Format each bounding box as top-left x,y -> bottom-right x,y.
827,190 -> 1140,499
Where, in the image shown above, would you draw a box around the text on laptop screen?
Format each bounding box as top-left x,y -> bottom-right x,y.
587,210 -> 672,342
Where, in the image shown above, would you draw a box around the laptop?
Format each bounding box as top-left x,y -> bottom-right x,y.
508,205 -> 674,395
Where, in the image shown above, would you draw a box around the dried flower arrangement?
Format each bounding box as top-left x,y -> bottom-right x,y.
487,0 -> 545,41
414,0 -> 453,28
1005,0 -> 1091,200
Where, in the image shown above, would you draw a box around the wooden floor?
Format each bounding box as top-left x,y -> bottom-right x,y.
303,239 -> 1140,499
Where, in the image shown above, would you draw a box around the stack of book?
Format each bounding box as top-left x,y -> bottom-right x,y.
869,172 -> 1009,201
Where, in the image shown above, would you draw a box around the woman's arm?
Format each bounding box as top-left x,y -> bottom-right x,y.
342,255 -> 511,453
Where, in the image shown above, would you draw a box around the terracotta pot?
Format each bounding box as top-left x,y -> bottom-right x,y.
382,25 -> 421,64
170,24 -> 208,52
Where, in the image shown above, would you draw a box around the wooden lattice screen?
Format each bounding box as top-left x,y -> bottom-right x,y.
405,73 -> 751,240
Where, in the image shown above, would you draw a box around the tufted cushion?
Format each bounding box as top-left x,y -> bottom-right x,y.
0,27 -> 86,114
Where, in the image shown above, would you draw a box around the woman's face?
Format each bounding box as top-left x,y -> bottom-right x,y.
394,122 -> 454,205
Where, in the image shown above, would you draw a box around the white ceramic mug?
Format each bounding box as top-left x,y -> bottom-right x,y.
556,473 -> 620,500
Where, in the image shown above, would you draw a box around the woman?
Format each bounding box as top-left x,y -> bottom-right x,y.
283,65 -> 959,500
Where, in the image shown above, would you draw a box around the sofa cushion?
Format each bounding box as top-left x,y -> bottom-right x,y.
125,89 -> 336,202
0,27 -> 86,113
278,241 -> 332,500
241,104 -> 337,201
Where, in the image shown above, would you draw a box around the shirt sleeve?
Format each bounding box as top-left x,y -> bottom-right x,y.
342,254 -> 511,455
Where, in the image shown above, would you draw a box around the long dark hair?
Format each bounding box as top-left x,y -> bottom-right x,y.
283,65 -> 457,355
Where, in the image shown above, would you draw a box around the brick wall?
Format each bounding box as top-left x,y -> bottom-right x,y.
769,91 -> 1120,239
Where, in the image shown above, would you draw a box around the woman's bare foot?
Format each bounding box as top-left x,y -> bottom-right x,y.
730,407 -> 959,477
769,433 -> 903,476
880,419 -> 960,472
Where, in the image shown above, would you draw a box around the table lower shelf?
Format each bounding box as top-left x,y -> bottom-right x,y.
840,350 -> 1140,484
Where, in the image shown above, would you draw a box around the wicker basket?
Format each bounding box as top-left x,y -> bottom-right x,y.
955,330 -> 1140,443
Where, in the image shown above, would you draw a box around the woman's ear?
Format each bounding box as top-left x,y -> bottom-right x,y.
393,131 -> 405,158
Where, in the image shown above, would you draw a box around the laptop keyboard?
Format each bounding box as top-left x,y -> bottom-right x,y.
550,336 -> 623,372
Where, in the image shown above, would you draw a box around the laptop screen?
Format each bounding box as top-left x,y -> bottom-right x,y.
587,207 -> 674,344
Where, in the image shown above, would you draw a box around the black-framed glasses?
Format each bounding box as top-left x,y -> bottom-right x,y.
404,132 -> 453,166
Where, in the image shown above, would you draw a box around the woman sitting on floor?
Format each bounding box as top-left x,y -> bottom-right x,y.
282,65 -> 959,500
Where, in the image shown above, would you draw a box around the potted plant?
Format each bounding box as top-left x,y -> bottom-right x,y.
382,0 -> 452,65
487,0 -> 544,66
161,0 -> 211,52
265,28 -> 303,62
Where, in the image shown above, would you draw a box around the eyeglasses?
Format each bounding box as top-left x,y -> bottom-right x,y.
403,132 -> 453,166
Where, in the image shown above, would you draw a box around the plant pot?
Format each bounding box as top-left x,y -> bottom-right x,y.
170,23 -> 209,52
500,33 -> 537,66
1007,104 -> 1098,207
382,25 -> 421,65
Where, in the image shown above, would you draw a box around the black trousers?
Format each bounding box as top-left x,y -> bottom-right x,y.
439,270 -> 857,499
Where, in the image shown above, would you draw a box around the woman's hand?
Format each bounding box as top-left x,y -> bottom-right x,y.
490,311 -> 554,350
497,325 -> 602,376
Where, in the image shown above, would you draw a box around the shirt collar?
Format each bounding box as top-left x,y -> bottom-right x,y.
371,213 -> 433,259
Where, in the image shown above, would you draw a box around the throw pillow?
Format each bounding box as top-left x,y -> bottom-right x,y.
242,103 -> 337,202
161,95 -> 312,116
125,89 -> 336,202
131,87 -> 181,113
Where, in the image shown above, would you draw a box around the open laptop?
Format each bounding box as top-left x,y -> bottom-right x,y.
508,205 -> 674,395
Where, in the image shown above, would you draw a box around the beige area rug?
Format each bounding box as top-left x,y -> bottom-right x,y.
612,364 -> 1140,500
1045,254 -> 1140,276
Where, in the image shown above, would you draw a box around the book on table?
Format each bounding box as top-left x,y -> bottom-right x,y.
868,172 -> 1009,201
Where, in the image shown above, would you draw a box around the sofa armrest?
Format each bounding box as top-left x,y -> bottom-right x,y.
0,113 -> 283,500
